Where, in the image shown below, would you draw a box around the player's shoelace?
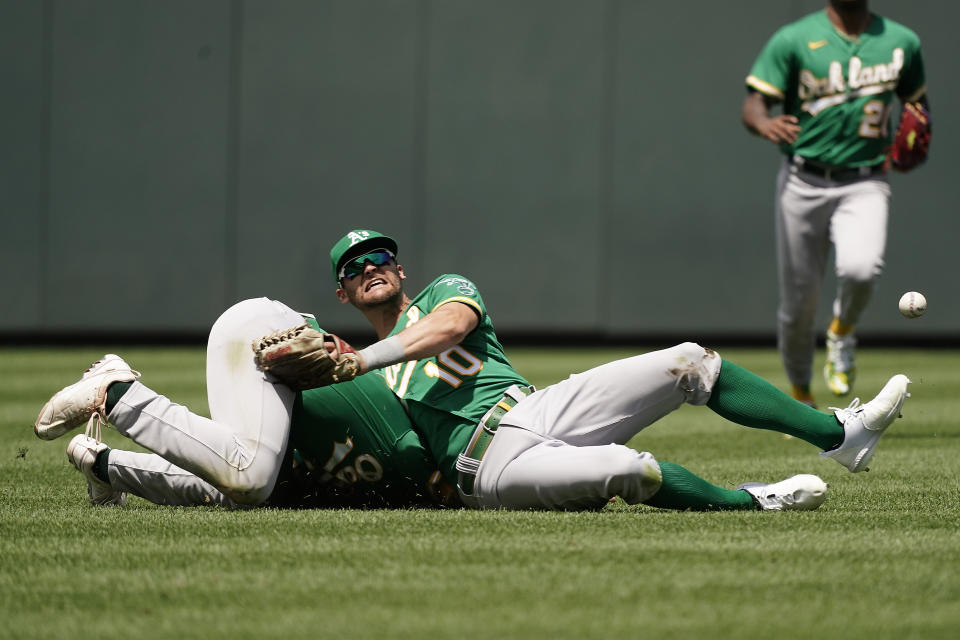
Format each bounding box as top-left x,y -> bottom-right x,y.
79,356 -> 141,444
764,491 -> 794,507
830,390 -> 909,422
829,397 -> 861,415
85,411 -> 106,443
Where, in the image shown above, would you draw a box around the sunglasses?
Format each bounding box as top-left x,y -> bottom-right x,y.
339,249 -> 395,281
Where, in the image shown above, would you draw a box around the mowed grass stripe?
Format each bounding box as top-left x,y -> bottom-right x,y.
1,347 -> 958,639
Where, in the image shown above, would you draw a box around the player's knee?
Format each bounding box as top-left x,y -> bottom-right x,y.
605,448 -> 662,504
210,297 -> 288,337
668,343 -> 722,399
220,473 -> 276,506
779,299 -> 820,326
837,261 -> 883,284
673,342 -> 723,362
216,460 -> 280,506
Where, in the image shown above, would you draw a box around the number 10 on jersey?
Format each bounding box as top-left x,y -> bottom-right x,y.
386,346 -> 483,396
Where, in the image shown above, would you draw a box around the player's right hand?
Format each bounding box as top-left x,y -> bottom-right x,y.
758,115 -> 800,144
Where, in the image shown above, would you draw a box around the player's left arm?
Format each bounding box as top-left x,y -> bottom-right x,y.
888,36 -> 931,172
906,93 -> 931,130
908,93 -> 931,132
896,32 -> 929,112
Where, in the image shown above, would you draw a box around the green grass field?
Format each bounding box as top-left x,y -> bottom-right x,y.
2,346 -> 958,639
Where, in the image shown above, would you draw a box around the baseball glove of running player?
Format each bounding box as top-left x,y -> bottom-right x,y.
252,324 -> 361,390
889,102 -> 931,172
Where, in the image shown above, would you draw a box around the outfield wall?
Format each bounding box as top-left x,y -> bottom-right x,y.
1,0 -> 956,341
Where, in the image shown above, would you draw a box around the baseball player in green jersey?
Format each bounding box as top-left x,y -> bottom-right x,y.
742,0 -> 929,407
33,298 -> 454,509
327,229 -> 911,512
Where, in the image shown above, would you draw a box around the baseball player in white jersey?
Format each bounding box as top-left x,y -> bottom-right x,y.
742,0 -> 929,407
316,229 -> 912,512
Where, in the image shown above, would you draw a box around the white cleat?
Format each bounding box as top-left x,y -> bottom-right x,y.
739,474 -> 828,511
822,374 -> 911,473
66,434 -> 127,506
34,354 -> 140,441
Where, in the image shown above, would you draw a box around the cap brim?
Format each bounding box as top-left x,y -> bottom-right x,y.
335,237 -> 399,280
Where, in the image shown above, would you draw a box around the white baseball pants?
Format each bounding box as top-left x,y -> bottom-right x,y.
106,449 -> 244,507
775,158 -> 891,386
469,343 -> 722,510
105,298 -> 303,506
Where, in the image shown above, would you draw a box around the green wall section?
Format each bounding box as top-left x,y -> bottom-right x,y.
1,1 -> 954,338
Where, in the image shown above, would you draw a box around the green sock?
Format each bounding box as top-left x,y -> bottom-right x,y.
706,359 -> 843,451
93,448 -> 111,484
643,462 -> 755,511
105,381 -> 134,415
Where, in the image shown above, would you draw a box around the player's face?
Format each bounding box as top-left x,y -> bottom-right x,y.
335,252 -> 406,309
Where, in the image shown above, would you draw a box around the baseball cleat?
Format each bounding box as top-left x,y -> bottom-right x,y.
34,354 -> 140,441
822,374 -> 911,473
824,330 -> 856,396
738,474 -> 828,511
66,434 -> 126,506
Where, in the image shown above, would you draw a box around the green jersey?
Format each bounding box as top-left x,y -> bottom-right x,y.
381,275 -> 530,483
269,317 -> 443,508
746,10 -> 925,167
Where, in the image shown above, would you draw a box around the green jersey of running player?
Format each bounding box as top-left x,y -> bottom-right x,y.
381,275 -> 530,483
269,316 -> 449,508
746,10 -> 925,167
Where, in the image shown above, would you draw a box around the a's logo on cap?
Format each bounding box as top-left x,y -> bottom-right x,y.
347,231 -> 371,246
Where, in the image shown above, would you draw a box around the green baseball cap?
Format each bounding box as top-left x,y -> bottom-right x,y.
330,229 -> 399,284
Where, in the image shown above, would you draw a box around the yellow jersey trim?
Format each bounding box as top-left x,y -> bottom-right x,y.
432,296 -> 483,315
746,75 -> 785,100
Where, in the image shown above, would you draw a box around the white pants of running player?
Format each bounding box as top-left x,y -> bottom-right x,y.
104,297 -> 303,506
469,343 -> 721,510
775,158 -> 891,387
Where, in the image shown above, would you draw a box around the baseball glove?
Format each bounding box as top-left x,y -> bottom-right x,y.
252,324 -> 361,390
889,102 -> 931,172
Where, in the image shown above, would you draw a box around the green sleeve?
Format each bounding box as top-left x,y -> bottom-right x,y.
746,25 -> 796,99
419,274 -> 486,320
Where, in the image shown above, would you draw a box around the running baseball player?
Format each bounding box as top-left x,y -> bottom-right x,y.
33,298 -> 455,509
741,0 -> 930,407
252,229 -> 911,512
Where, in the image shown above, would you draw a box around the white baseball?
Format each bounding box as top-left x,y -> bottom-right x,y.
898,291 -> 927,318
